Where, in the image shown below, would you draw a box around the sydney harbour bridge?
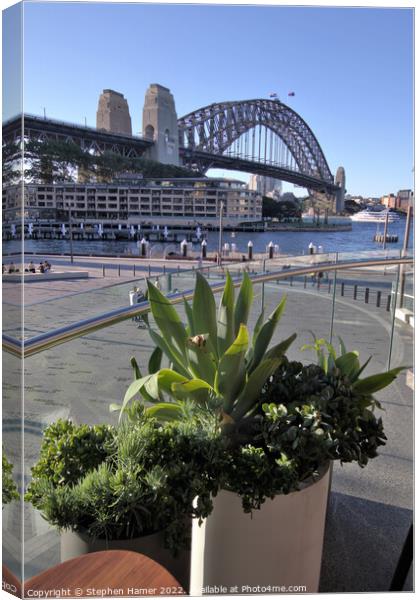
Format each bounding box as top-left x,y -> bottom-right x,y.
3,84 -> 344,209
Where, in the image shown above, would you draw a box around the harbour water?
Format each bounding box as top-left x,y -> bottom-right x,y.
2,217 -> 413,257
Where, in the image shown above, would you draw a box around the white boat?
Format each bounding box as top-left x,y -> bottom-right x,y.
350,209 -> 400,223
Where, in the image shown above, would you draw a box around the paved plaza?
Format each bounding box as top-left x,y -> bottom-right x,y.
2,263 -> 413,591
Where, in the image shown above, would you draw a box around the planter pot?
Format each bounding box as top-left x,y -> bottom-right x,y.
61,527 -> 190,592
190,462 -> 331,595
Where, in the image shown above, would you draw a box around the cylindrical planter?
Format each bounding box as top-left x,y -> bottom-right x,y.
61,527 -> 190,592
190,463 -> 331,595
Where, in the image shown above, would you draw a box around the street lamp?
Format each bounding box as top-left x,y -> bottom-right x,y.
68,204 -> 74,264
218,200 -> 224,266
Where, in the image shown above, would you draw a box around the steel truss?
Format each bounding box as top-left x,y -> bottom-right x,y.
178,99 -> 335,191
2,114 -> 153,158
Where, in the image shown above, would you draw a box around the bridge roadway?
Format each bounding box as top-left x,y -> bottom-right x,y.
180,147 -> 339,193
2,113 -> 153,157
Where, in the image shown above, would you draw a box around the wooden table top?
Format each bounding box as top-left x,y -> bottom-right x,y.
2,564 -> 22,598
24,550 -> 185,598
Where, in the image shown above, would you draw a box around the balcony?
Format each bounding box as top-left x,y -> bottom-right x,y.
1,252 -> 413,593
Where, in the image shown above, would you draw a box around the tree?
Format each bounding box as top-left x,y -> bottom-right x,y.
2,139 -> 22,185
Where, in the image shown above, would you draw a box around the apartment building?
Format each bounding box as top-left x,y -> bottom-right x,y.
3,178 -> 262,227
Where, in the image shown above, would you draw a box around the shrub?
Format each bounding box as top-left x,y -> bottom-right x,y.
25,419 -> 114,505
25,411 -> 227,555
2,450 -> 19,505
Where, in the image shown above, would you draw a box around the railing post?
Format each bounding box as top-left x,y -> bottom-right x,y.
102,264 -> 105,277
304,275 -> 307,289
353,284 -> 358,300
133,264 -> 136,277
328,279 -> 332,294
376,291 -> 381,308
328,253 -> 339,344
386,294 -> 392,312
364,288 -> 369,303
341,282 -> 345,296
118,264 -> 121,277
387,266 -> 401,369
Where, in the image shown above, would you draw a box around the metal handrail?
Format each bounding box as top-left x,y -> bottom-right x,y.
3,256 -> 413,359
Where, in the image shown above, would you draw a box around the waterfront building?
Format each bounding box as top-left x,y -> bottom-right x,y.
2,178 -> 262,229
380,193 -> 397,209
396,189 -> 414,213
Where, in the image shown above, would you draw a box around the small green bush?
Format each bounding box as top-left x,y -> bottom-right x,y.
25,412 -> 227,555
25,419 -> 114,505
2,450 -> 19,505
258,358 -> 387,469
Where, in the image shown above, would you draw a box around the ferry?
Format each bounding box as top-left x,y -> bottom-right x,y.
350,208 -> 400,223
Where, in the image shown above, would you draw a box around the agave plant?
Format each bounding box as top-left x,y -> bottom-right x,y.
114,271 -> 296,428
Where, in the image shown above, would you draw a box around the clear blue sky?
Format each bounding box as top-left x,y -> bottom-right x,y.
7,2 -> 415,196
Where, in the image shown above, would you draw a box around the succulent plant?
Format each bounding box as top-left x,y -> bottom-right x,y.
115,271 -> 296,429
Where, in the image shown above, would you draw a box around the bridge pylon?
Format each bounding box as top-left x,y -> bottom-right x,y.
334,166 -> 346,213
142,84 -> 180,166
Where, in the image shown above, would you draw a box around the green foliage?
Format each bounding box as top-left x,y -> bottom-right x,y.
301,336 -> 407,394
25,412 -> 226,555
220,445 -> 298,513
2,140 -> 22,186
2,450 -> 19,506
25,420 -> 114,505
262,195 -> 302,220
119,271 -> 296,429
258,357 -> 388,471
23,138 -> 198,185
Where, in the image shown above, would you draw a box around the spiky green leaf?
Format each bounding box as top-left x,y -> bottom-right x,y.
147,280 -> 188,360
148,328 -> 190,378
183,297 -> 195,336
192,272 -> 218,354
145,402 -> 185,422
232,358 -> 283,421
217,271 -> 235,356
353,366 -> 406,395
234,271 -> 253,336
335,351 -> 360,380
249,296 -> 287,372
263,333 -> 297,362
216,324 -> 249,413
148,347 -> 163,374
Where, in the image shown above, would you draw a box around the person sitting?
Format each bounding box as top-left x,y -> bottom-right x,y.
28,261 -> 36,273
8,262 -> 16,273
43,261 -> 51,272
39,263 -> 45,273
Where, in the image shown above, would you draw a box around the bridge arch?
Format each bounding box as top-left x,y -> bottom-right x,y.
178,99 -> 334,185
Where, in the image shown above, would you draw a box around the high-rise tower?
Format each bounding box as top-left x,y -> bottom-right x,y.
142,84 -> 179,165
96,89 -> 132,135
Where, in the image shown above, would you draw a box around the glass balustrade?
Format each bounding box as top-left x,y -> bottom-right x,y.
1,254 -> 413,583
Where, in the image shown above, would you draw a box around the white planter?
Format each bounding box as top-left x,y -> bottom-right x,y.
61,528 -> 190,591
190,463 -> 331,595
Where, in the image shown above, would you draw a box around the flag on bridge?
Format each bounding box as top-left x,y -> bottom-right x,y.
288,91 -> 295,97
269,93 -> 278,99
